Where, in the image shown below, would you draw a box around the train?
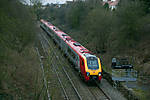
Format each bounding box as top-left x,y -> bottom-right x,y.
40,19 -> 102,82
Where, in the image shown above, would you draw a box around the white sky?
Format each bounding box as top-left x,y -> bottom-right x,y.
22,0 -> 73,5
43,0 -> 73,4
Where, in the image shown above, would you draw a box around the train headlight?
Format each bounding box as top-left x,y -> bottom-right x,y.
86,72 -> 90,77
98,72 -> 102,76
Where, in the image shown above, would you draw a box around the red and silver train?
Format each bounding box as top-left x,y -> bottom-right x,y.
40,19 -> 102,82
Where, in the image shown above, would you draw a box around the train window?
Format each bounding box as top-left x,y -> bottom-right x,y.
48,22 -> 51,25
66,38 -> 72,41
87,57 -> 99,70
62,34 -> 67,36
73,42 -> 81,46
53,27 -> 59,31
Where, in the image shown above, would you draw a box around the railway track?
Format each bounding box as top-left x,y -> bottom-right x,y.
40,40 -> 69,100
40,34 -> 82,100
88,86 -> 107,100
95,81 -> 112,100
87,82 -> 112,100
39,28 -> 112,100
35,47 -> 51,100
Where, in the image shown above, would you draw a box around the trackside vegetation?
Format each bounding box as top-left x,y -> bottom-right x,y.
0,0 -> 44,99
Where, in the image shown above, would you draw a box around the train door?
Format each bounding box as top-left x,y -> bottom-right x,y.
75,56 -> 80,71
80,57 -> 85,75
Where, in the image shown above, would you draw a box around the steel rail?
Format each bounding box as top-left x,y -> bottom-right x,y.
41,33 -> 82,100
35,47 -> 51,100
86,87 -> 99,100
95,80 -> 112,100
41,39 -> 82,100
40,40 -> 69,100
51,64 -> 69,100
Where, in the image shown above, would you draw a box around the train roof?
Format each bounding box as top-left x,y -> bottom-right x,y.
41,19 -> 94,57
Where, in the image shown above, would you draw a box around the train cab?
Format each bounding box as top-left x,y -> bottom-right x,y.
83,53 -> 102,82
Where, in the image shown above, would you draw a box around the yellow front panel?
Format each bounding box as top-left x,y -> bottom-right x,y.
83,56 -> 102,75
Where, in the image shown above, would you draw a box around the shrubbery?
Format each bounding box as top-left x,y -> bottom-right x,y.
0,0 -> 35,61
39,0 -> 150,55
0,0 -> 43,99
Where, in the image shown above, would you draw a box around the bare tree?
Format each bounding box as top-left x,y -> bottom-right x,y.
20,0 -> 43,5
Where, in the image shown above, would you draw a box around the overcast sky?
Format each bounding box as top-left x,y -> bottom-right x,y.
42,0 -> 73,4
22,0 -> 73,5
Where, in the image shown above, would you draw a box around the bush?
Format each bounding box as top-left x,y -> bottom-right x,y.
115,0 -> 146,49
0,0 -> 35,56
82,6 -> 113,53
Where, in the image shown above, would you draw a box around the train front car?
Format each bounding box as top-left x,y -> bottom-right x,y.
82,53 -> 102,82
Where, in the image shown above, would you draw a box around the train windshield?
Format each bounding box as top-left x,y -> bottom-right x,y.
87,57 -> 99,70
